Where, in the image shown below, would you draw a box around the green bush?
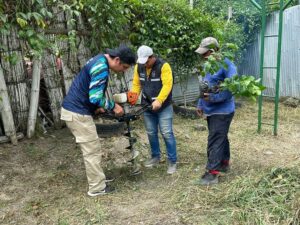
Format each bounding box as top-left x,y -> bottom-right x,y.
123,0 -> 230,93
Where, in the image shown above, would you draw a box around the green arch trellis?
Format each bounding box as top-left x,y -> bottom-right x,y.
249,0 -> 294,135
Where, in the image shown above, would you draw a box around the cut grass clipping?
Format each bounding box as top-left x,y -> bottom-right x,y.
215,167 -> 300,225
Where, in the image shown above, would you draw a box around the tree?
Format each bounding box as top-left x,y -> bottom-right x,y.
123,0 -> 226,106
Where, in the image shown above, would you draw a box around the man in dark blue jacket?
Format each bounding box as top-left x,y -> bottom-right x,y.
60,45 -> 135,196
195,37 -> 236,185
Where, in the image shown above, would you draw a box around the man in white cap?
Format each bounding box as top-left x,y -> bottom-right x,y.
195,37 -> 236,185
127,45 -> 177,174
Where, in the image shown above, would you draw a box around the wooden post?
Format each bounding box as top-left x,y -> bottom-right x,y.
189,0 -> 193,9
27,57 -> 42,138
0,64 -> 18,144
227,6 -> 233,23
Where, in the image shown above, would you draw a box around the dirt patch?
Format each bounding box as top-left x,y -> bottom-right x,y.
0,101 -> 300,225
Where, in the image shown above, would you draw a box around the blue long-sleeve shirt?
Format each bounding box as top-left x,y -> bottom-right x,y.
197,58 -> 236,116
62,54 -> 115,115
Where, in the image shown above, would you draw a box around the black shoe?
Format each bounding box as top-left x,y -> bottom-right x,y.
87,185 -> 115,197
199,171 -> 219,185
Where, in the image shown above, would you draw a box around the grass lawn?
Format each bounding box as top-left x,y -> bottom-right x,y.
0,100 -> 299,225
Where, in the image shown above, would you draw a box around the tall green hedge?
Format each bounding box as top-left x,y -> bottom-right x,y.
123,0 -> 232,84
1,0 -> 243,77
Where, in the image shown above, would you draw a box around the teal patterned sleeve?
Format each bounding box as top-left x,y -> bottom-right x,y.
88,58 -> 115,110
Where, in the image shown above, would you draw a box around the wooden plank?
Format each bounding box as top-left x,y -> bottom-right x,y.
0,132 -> 24,144
27,57 -> 42,138
0,64 -> 18,144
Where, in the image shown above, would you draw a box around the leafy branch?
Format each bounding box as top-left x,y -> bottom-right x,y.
220,75 -> 266,101
200,43 -> 265,100
14,0 -> 53,56
1,0 -> 83,57
199,42 -> 238,76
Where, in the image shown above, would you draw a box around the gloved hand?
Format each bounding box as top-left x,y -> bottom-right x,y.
127,91 -> 138,105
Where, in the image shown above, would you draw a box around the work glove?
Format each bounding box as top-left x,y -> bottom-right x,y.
127,91 -> 138,105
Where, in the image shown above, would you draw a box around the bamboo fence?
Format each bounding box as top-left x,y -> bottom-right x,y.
0,11 -> 92,141
0,27 -> 30,132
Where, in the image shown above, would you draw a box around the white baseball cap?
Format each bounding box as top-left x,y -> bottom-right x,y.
195,37 -> 219,55
137,45 -> 153,64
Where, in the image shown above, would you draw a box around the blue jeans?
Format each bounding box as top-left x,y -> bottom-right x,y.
143,104 -> 177,163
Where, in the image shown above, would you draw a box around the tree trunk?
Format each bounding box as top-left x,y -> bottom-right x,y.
27,57 -> 42,138
60,61 -> 74,94
0,64 -> 18,144
124,66 -> 134,89
77,15 -> 91,68
189,0 -> 193,9
66,11 -> 80,74
53,7 -> 75,95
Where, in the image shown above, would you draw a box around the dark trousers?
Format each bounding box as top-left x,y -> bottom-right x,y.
206,113 -> 234,171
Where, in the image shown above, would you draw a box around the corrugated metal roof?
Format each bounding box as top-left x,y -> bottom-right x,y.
239,5 -> 300,98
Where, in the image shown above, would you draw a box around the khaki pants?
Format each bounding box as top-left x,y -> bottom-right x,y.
61,107 -> 106,193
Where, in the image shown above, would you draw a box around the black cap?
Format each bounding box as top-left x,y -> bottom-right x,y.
106,45 -> 136,65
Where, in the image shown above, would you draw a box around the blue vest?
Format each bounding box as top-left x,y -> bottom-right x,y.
62,54 -> 108,115
137,58 -> 172,110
